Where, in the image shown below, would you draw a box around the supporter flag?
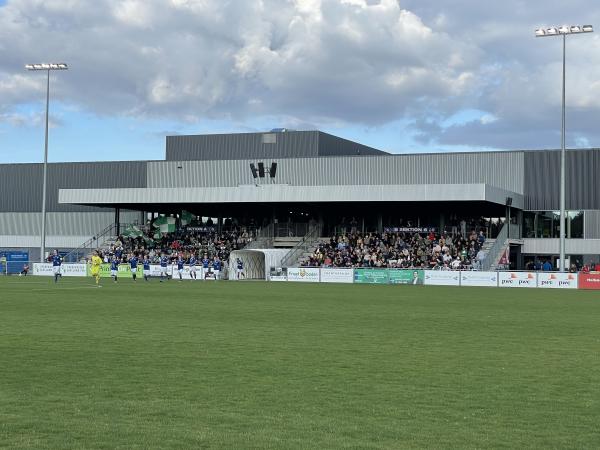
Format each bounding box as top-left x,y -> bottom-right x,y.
181,210 -> 194,226
153,216 -> 176,233
122,224 -> 143,239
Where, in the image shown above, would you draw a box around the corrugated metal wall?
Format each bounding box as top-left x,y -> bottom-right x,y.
0,211 -> 140,236
148,151 -> 525,193
317,132 -> 388,156
523,149 -> 600,210
584,210 -> 600,239
0,161 -> 147,212
166,131 -> 321,161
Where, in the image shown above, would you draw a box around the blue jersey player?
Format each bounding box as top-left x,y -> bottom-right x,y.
201,254 -> 210,280
51,249 -> 62,283
189,253 -> 197,280
142,256 -> 151,282
110,257 -> 119,283
176,255 -> 185,281
212,257 -> 222,281
129,254 -> 139,282
160,254 -> 169,282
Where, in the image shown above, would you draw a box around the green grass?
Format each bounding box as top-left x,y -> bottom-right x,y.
0,277 -> 599,449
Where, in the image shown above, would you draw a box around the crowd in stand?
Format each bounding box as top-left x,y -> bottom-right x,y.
302,230 -> 487,270
102,226 -> 255,265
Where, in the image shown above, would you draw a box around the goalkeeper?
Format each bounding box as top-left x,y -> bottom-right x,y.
90,250 -> 103,286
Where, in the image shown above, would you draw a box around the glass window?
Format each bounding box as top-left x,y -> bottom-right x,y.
523,210 -> 584,238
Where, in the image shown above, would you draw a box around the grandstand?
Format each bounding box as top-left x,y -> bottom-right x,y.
1,130 -> 600,276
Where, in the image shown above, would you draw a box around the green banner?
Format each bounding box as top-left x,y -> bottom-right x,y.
389,269 -> 424,285
89,263 -> 139,278
354,269 -> 389,284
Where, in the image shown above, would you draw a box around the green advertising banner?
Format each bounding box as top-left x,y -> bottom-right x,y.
89,263 -> 139,278
388,269 -> 424,285
354,269 -> 389,284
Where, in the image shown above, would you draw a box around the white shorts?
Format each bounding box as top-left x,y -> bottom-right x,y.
189,266 -> 196,273
111,269 -> 117,277
144,269 -> 151,276
130,267 -> 137,274
53,266 -> 61,275
213,270 -> 220,279
178,268 -> 183,274
160,266 -> 168,275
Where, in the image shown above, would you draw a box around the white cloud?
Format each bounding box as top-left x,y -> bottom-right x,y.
1,0 -> 600,149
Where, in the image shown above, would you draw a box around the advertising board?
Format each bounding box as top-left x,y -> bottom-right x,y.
578,272 -> 600,290
423,270 -> 460,286
460,271 -> 498,287
498,272 -> 537,288
388,269 -> 424,285
320,268 -> 354,283
287,267 -> 320,282
33,263 -> 87,277
354,269 -> 389,284
537,272 -> 578,289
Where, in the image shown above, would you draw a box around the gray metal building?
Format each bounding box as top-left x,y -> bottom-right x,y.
1,131 -> 599,266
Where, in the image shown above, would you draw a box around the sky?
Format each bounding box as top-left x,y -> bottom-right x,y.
1,0 -> 600,163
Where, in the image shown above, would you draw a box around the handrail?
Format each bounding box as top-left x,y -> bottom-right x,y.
61,222 -> 134,261
280,222 -> 323,268
481,223 -> 508,271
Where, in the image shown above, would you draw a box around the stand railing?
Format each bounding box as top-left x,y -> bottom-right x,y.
481,223 -> 508,271
280,222 -> 323,268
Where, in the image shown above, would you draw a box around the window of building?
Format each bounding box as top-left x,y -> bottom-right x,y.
523,210 -> 584,238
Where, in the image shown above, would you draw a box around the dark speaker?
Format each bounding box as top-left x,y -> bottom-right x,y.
506,197 -> 513,206
270,162 -> 277,178
250,163 -> 258,179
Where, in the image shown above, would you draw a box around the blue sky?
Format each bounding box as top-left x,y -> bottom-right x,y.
2,0 -> 600,163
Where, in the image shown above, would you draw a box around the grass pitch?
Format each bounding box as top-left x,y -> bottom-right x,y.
1,277 -> 599,449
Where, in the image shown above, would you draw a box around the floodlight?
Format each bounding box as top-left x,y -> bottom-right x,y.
570,26 -> 581,33
582,25 -> 593,32
546,27 -> 558,35
535,28 -> 546,36
558,25 -> 570,34
25,63 -> 68,71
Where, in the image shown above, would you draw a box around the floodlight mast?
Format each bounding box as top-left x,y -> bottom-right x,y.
534,25 -> 592,272
25,63 -> 69,262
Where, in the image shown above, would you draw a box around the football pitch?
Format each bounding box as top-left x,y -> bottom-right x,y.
1,277 -> 599,449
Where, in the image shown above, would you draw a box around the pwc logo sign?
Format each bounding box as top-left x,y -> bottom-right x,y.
498,272 -> 537,288
537,273 -> 578,289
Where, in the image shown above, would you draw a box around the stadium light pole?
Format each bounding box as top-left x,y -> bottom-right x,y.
25,63 -> 68,262
535,25 -> 593,272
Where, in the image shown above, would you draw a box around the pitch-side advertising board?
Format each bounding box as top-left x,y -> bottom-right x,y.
498,272 -> 537,288
537,272 -> 578,289
460,271 -> 499,287
578,272 -> 600,290
287,267 -> 320,282
423,270 -> 460,286
320,268 -> 354,283
33,263 -> 87,277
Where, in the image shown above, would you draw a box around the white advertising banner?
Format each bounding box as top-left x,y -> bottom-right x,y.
498,272 -> 537,288
423,270 -> 460,286
269,275 -> 288,282
460,271 -> 498,287
320,268 -> 354,283
537,272 -> 578,289
33,263 -> 87,277
287,267 -> 320,282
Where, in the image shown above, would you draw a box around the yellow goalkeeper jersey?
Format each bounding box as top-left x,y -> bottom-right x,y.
91,255 -> 102,268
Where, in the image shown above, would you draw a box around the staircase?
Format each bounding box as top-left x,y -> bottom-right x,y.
280,223 -> 324,268
61,223 -> 133,262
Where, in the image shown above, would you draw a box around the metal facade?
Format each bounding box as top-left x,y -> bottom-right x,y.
584,210 -> 600,239
523,149 -> 600,210
148,151 -> 525,193
0,161 -> 147,212
165,131 -> 386,161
